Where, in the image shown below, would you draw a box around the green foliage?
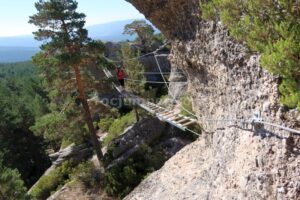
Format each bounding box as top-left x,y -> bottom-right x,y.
104,144 -> 167,198
121,43 -> 146,95
279,78 -> 300,109
31,160 -> 101,200
29,0 -> 88,56
200,0 -> 300,110
98,108 -> 120,132
180,95 -> 196,117
121,43 -> 145,94
0,75 -> 49,131
123,20 -> 155,46
123,20 -> 166,52
0,68 -> 51,187
70,161 -> 101,188
180,95 -> 202,134
31,108 -> 89,151
31,112 -> 66,141
29,0 -> 108,161
103,111 -> 136,145
0,61 -> 36,78
31,50 -> 91,151
99,117 -> 115,132
30,161 -> 74,200
0,154 -> 27,200
152,33 -> 167,45
160,94 -> 169,102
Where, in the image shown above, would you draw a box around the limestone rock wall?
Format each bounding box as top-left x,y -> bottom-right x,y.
125,127 -> 300,200
125,0 -> 300,199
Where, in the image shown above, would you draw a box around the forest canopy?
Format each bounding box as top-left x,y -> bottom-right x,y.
0,61 -> 51,199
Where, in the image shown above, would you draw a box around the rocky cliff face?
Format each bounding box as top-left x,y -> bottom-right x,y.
125,0 -> 300,199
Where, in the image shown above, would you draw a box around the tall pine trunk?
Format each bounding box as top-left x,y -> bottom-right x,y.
73,65 -> 103,163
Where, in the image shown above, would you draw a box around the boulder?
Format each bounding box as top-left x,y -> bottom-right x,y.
107,117 -> 166,169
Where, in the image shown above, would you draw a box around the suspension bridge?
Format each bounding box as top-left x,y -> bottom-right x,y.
102,67 -> 198,133
99,44 -> 300,137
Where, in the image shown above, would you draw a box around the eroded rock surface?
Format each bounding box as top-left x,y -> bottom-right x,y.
106,118 -> 192,169
125,0 -> 300,199
125,127 -> 300,200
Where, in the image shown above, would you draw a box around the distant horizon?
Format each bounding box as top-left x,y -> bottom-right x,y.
0,0 -> 145,37
0,18 -> 144,38
0,18 -> 148,62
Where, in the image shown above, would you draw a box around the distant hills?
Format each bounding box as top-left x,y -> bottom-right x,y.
0,19 -> 152,63
87,19 -> 138,42
0,36 -> 41,48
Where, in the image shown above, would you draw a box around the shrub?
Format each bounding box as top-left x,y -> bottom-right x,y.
70,161 -> 101,188
104,144 -> 167,198
0,156 -> 27,200
103,111 -> 136,145
30,161 -> 73,200
31,160 -> 102,200
180,95 -> 196,117
279,78 -> 300,109
60,137 -> 74,149
98,108 -> 120,132
99,117 -> 115,132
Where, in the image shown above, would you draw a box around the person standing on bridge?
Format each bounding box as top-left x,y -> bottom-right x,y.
116,65 -> 125,87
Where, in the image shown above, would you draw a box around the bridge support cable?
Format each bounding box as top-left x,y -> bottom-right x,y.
101,65 -> 197,131
152,46 -> 300,136
102,43 -> 300,136
254,121 -> 300,135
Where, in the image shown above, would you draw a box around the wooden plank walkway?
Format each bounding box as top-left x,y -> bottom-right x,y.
103,68 -> 197,131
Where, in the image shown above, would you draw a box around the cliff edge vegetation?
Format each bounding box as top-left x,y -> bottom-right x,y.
201,0 -> 300,110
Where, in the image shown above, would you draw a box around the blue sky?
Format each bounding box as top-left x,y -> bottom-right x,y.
0,0 -> 145,37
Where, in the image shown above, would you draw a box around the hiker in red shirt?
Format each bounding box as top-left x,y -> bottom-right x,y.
116,65 -> 125,87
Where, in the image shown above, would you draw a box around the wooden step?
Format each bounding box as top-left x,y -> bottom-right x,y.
169,116 -> 183,121
146,102 -> 156,107
159,111 -> 174,116
146,104 -> 158,108
150,107 -> 162,111
176,118 -> 190,124
164,112 -> 179,119
182,120 -> 196,127
149,106 -> 164,112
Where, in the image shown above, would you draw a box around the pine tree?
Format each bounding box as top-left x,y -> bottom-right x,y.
123,20 -> 155,50
29,0 -> 104,163
0,154 -> 27,200
121,43 -> 145,95
121,43 -> 146,121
